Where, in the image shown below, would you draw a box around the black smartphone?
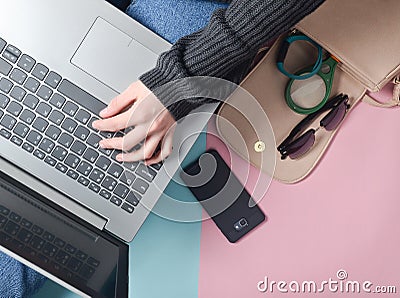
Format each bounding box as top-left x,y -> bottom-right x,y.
181,149 -> 265,243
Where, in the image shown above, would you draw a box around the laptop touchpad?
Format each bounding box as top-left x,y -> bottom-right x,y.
71,17 -> 158,93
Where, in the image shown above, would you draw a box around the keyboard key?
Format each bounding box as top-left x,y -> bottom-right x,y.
49,93 -> 66,109
87,257 -> 100,267
10,239 -> 25,250
88,117 -> 99,132
110,196 -> 122,206
32,117 -> 49,132
56,250 -> 71,265
61,117 -> 77,133
75,250 -> 88,261
74,125 -> 90,141
19,109 -> 35,124
26,130 -> 42,146
0,39 -> 5,52
83,147 -> 98,163
33,149 -> 45,160
24,77 -> 40,93
150,162 -> 163,170
4,221 -> 20,236
136,164 -> 157,182
0,215 -> 7,229
10,135 -> 23,146
36,102 -> 52,118
37,85 -> 52,101
0,109 -> 3,119
0,128 -> 11,139
2,51 -> 17,63
75,109 -> 91,125
51,146 -> 68,161
43,231 -> 55,242
0,94 -> 9,109
1,114 -> 17,130
120,171 -> 135,186
10,68 -> 28,85
17,54 -> 36,73
99,147 -> 112,156
31,236 -> 46,250
6,102 -> 22,117
65,153 -> 80,169
101,176 -> 117,192
58,132 -> 73,148
66,169 -> 79,180
107,163 -> 123,179
32,63 -> 49,81
48,110 -> 64,125
125,191 -> 142,206
10,86 -> 26,101
111,149 -> 121,162
0,77 -> 13,93
79,264 -> 95,280
70,140 -> 86,156
88,183 -> 100,193
100,130 -> 114,139
95,156 -> 111,171
132,178 -> 149,194
44,156 -> 56,166
42,242 -> 58,258
121,202 -> 134,214
55,163 -> 68,173
0,205 -> 10,216
54,238 -> 66,248
0,57 -> 12,76
77,176 -> 90,186
39,138 -> 55,154
89,169 -> 105,184
67,257 -> 83,272
21,219 -> 33,229
62,101 -> 79,117
23,94 -> 39,109
5,45 -> 21,58
58,79 -> 107,115
113,183 -> 129,199
45,71 -> 62,88
99,189 -> 111,200
77,161 -> 92,176
32,225 -> 44,235
87,133 -> 101,148
45,124 -> 61,140
22,142 -> 34,153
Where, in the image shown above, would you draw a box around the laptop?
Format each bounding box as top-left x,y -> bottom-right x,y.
0,0 -> 218,297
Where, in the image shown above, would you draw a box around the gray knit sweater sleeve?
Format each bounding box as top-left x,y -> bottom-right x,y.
140,0 -> 326,121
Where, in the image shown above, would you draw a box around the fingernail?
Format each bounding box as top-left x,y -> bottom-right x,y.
116,154 -> 123,162
100,108 -> 108,117
99,141 -> 105,148
92,120 -> 99,129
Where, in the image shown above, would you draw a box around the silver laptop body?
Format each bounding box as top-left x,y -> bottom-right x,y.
0,0 -> 217,243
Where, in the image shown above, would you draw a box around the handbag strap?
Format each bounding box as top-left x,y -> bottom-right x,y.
362,75 -> 400,108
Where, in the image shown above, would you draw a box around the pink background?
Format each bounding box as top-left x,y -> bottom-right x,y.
200,85 -> 400,297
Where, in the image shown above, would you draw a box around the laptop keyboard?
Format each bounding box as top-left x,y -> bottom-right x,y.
0,37 -> 162,215
0,204 -> 99,281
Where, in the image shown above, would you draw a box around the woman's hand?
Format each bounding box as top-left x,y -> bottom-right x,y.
92,81 -> 176,165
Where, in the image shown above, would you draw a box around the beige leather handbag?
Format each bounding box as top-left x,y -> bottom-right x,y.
216,0 -> 400,183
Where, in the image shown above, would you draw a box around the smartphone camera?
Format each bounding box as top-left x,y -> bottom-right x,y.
234,218 -> 248,231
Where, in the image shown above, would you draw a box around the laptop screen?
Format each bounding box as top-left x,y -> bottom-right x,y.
0,171 -> 128,297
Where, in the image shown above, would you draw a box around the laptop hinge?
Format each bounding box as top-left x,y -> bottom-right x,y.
0,158 -> 107,230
